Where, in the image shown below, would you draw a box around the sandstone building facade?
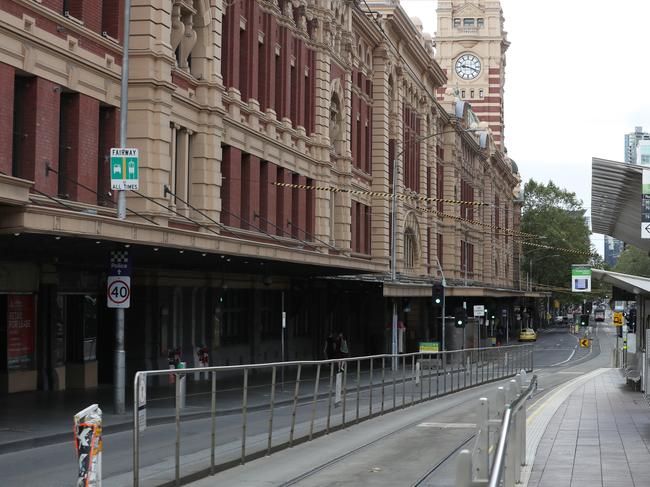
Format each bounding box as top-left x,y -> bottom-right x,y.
0,0 -> 526,394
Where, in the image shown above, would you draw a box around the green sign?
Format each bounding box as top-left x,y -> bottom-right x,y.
571,264 -> 591,293
110,148 -> 139,190
419,342 -> 440,353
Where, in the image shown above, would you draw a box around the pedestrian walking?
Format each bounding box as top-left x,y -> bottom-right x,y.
336,332 -> 349,372
324,332 -> 335,360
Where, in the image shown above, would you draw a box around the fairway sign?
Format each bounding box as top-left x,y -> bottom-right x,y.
110,148 -> 139,190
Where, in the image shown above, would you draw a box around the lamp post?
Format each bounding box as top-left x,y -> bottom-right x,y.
114,0 -> 132,415
527,253 -> 560,329
389,127 -> 480,370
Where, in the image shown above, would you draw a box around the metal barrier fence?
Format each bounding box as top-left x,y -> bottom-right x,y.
133,345 -> 534,487
456,371 -> 537,487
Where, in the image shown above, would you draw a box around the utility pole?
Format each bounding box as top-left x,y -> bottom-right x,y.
390,154 -> 399,371
434,256 -> 446,352
114,0 -> 131,415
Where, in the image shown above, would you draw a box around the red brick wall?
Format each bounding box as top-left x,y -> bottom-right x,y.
277,168 -> 292,237
59,93 -> 99,203
220,145 -> 315,240
98,107 -> 118,205
221,146 -> 242,226
14,77 -> 60,196
66,0 -> 102,34
241,154 -> 260,229
259,161 -> 277,232
41,0 -> 64,12
221,1 -> 241,89
295,175 -> 307,238
101,0 -> 123,41
0,63 -> 14,175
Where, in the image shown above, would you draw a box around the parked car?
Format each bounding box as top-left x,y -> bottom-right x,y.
554,315 -> 565,324
519,328 -> 537,342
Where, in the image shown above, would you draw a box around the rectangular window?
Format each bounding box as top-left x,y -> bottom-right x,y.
291,173 -> 300,239
470,90 -> 475,98
437,233 -> 443,267
290,64 -> 297,126
463,18 -> 475,27
461,90 -> 466,99
97,106 -> 117,206
477,18 -> 485,28
260,291 -> 281,339
479,89 -> 484,98
495,195 -> 500,240
58,93 -> 74,199
436,163 -> 444,213
12,76 -> 27,178
274,53 -> 282,118
239,27 -> 248,100
454,18 -> 461,28
258,40 -> 267,109
220,290 -> 249,344
221,13 -> 231,87
505,207 -> 509,244
101,1 -> 120,39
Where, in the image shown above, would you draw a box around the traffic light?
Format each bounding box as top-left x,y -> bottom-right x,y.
580,313 -> 589,326
453,307 -> 467,328
628,308 -> 637,333
432,283 -> 444,306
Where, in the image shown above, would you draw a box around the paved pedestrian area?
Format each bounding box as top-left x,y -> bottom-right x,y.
528,369 -> 650,487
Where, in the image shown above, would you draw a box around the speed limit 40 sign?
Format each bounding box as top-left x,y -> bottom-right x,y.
107,276 -> 131,308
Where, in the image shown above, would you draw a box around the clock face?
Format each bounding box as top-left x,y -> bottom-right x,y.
455,54 -> 481,80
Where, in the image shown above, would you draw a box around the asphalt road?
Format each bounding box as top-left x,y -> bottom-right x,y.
0,326 -> 605,487
223,321 -> 615,487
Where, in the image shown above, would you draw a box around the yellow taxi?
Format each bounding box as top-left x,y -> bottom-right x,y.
518,328 -> 537,342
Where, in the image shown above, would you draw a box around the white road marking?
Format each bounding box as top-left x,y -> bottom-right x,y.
417,422 -> 476,429
548,347 -> 577,367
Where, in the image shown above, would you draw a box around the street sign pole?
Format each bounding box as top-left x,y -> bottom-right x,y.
114,0 -> 132,415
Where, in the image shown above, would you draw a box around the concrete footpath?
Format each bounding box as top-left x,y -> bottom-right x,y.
526,369 -> 650,487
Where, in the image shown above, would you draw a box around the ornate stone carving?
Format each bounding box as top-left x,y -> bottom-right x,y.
178,12 -> 198,70
171,3 -> 184,52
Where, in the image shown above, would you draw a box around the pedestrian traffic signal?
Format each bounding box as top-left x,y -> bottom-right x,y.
432,283 -> 444,306
453,307 -> 467,328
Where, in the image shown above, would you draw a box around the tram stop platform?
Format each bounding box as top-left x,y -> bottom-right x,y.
526,368 -> 650,487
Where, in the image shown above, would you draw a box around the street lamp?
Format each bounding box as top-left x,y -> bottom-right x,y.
527,253 -> 560,329
114,0 -> 132,415
528,253 -> 560,291
389,127 -> 481,369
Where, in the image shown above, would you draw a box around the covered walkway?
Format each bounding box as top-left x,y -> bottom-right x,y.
528,368 -> 650,487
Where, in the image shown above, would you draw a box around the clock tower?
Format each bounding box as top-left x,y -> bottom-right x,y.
435,0 -> 509,148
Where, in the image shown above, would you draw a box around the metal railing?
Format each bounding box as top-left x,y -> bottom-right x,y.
133,345 -> 534,487
456,371 -> 537,487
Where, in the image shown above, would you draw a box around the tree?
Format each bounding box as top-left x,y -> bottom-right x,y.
614,245 -> 650,277
520,180 -> 592,299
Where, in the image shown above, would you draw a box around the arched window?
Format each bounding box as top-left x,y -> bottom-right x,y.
404,228 -> 417,270
329,91 -> 342,150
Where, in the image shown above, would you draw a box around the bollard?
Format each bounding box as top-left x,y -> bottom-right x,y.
456,449 -> 473,487
74,404 -> 103,487
176,362 -> 187,410
475,397 -> 490,482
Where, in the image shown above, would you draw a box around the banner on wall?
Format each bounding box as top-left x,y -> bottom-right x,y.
7,294 -> 35,370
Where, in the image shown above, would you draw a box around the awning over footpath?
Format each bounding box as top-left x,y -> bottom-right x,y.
592,268 -> 650,295
591,157 -> 646,248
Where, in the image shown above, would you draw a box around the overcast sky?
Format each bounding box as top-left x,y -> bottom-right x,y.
401,0 -> 650,254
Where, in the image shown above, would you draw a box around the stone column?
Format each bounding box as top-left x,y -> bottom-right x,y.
370,47 -> 390,267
